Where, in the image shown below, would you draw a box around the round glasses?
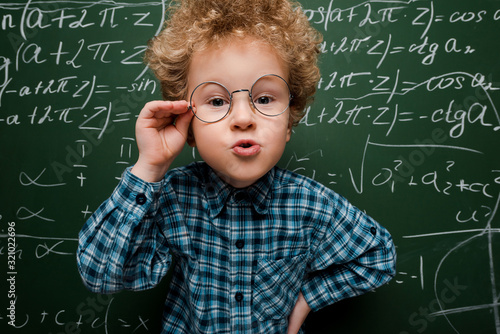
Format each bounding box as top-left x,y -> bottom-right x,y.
188,74 -> 293,123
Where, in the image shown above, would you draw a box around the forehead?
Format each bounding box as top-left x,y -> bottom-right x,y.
188,37 -> 289,89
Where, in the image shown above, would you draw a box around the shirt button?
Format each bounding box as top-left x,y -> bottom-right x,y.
235,239 -> 245,249
136,193 -> 147,205
235,292 -> 243,302
370,226 -> 377,236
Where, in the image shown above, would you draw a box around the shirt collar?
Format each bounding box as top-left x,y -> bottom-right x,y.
200,163 -> 274,218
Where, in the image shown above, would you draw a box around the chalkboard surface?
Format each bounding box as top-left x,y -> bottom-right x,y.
1,1 -> 499,333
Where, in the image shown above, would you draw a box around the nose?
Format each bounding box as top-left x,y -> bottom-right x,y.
229,91 -> 255,130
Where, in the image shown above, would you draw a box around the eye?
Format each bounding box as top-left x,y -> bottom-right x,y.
206,96 -> 230,109
255,95 -> 273,105
210,98 -> 226,107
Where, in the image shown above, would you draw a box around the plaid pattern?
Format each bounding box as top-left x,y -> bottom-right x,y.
77,162 -> 396,333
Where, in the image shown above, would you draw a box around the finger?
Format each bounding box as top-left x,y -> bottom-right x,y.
162,100 -> 190,115
140,100 -> 189,119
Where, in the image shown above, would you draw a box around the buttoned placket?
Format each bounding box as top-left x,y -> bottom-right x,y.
228,190 -> 254,332
202,165 -> 273,332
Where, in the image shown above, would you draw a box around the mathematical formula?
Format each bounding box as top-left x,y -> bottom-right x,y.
1,0 -> 499,333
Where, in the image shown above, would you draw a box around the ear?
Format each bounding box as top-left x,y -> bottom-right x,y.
286,111 -> 294,142
286,123 -> 292,142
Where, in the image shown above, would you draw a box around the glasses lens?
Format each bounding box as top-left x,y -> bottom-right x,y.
251,75 -> 291,116
190,82 -> 231,123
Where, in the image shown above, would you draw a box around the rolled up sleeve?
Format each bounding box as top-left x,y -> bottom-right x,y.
301,196 -> 396,311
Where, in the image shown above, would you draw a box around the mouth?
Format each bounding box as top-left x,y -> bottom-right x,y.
232,139 -> 261,156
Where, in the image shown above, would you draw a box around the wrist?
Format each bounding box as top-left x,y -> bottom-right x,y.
131,158 -> 171,182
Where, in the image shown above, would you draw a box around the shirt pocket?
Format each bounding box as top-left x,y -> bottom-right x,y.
253,253 -> 308,321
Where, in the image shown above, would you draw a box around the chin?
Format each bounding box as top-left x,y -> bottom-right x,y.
217,171 -> 262,188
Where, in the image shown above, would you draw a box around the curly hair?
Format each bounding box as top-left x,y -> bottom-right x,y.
145,0 -> 322,126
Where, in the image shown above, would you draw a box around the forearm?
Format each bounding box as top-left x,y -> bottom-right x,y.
287,292 -> 311,334
302,239 -> 396,311
77,169 -> 169,293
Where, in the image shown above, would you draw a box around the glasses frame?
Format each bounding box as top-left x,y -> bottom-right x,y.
188,74 -> 293,123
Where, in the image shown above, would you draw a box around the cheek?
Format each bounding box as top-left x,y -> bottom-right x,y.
269,117 -> 292,140
190,121 -> 207,145
260,120 -> 291,154
191,122 -> 221,152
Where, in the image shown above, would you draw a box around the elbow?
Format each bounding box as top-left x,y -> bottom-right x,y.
79,276 -> 106,294
378,240 -> 397,285
387,237 -> 397,277
76,249 -> 121,295
77,264 -> 121,295
76,255 -> 104,294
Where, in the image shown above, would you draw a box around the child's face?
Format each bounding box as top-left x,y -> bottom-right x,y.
188,37 -> 292,188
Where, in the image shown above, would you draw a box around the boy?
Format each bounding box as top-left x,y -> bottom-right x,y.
77,0 -> 396,333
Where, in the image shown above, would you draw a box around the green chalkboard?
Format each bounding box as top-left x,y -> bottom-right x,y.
1,1 -> 499,333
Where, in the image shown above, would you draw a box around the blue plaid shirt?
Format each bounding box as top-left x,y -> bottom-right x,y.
77,162 -> 396,333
